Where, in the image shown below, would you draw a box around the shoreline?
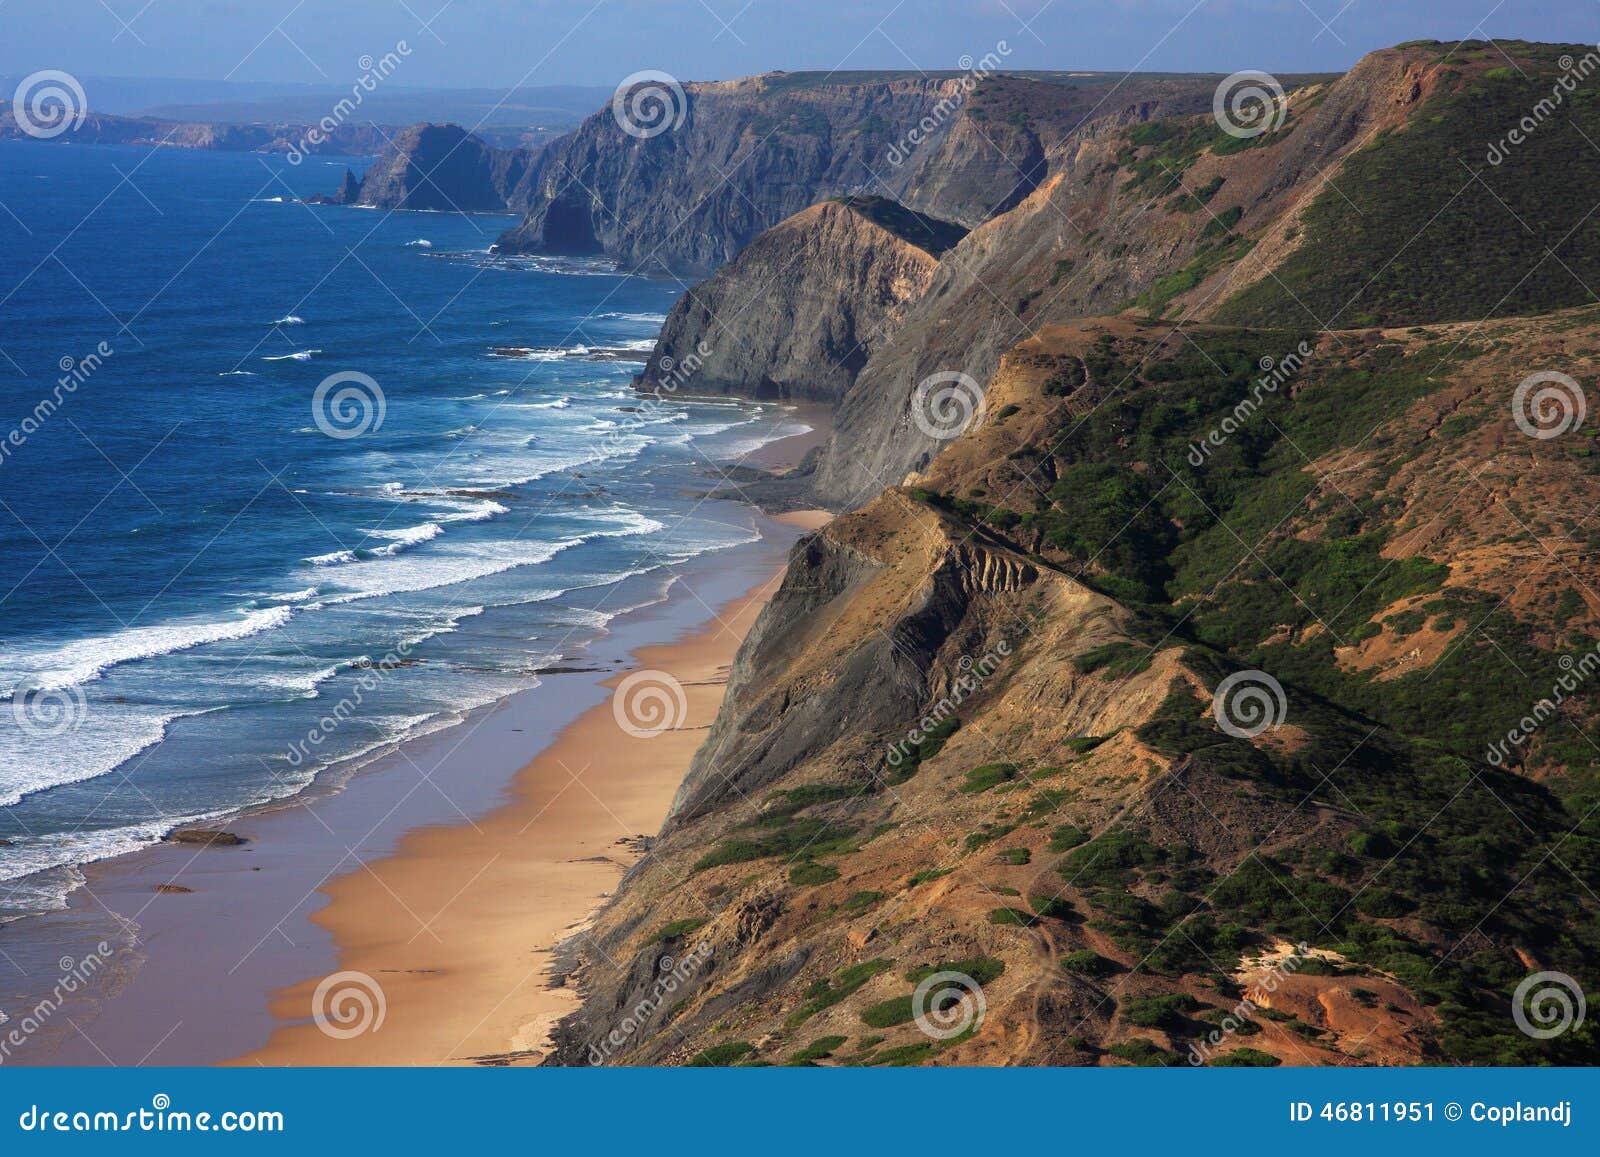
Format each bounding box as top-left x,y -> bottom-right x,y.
4,411 -> 830,1067
237,509 -> 826,1066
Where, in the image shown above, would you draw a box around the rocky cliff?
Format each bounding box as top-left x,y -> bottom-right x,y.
326,123 -> 539,212
553,308 -> 1600,1069
809,45 -> 1439,509
497,71 -> 1219,274
0,109 -> 389,155
544,41 -> 1600,1069
635,197 -> 965,404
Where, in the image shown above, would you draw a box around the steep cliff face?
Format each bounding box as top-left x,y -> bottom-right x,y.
332,123 -> 538,211
552,495 -> 1189,1067
635,197 -> 965,404
497,71 -> 1218,274
808,47 -> 1434,510
552,308 -> 1600,1069
546,43 -> 1600,1070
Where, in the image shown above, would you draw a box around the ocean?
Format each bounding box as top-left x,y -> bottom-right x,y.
0,140 -> 799,923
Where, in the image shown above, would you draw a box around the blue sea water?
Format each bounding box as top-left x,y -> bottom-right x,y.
0,141 -> 800,919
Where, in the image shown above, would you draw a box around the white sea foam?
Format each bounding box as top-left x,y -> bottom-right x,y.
431,496 -> 509,522
406,239 -> 433,248
273,314 -> 306,326
362,522 -> 445,554
217,369 -> 257,377
254,658 -> 352,698
312,507 -> 664,604
0,701 -> 230,809
599,311 -> 667,323
0,606 -> 297,692
263,349 -> 321,362
487,346 -> 573,362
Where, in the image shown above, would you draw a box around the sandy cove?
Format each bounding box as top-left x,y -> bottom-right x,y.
234,507 -> 829,1067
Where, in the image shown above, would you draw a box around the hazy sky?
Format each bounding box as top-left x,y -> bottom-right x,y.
3,0 -> 1596,89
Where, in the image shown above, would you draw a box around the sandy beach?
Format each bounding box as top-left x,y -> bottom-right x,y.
233,510 -> 827,1066
6,407 -> 830,1068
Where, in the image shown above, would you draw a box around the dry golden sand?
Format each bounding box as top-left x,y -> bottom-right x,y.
234,509 -> 830,1067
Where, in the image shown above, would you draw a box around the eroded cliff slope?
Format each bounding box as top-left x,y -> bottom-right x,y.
546,41 -> 1600,1070
553,310 -> 1600,1069
497,71 -> 1220,274
635,197 -> 965,404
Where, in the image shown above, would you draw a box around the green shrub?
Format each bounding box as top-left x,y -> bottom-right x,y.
695,817 -> 857,871
1029,894 -> 1075,919
785,959 -> 892,1028
1047,824 -> 1090,852
1209,1047 -> 1280,1067
1061,949 -> 1117,977
965,823 -> 1018,851
961,762 -> 1021,793
996,847 -> 1032,865
867,1041 -> 937,1066
789,861 -> 841,886
652,918 -> 707,943
988,907 -> 1037,927
860,995 -> 917,1028
839,890 -> 884,914
1118,992 -> 1199,1029
905,956 -> 1006,986
688,1041 -> 755,1066
1106,1038 -> 1183,1066
786,1035 -> 847,1065
1348,829 -> 1396,857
